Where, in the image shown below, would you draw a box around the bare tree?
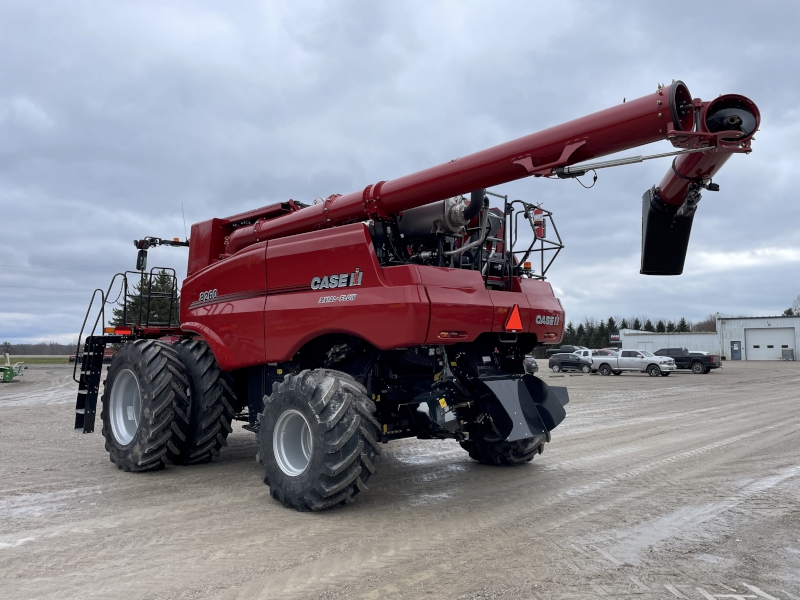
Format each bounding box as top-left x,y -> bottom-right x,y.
792,294 -> 800,315
692,314 -> 717,332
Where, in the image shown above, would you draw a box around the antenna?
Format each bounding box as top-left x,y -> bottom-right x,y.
181,203 -> 188,241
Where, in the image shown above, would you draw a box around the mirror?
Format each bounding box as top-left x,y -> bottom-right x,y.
136,249 -> 148,271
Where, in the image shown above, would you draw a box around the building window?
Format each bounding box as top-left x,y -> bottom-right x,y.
767,345 -> 774,348
782,345 -> 789,348
753,345 -> 760,348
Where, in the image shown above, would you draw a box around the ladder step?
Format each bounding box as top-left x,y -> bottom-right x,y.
75,408 -> 85,414
77,389 -> 88,395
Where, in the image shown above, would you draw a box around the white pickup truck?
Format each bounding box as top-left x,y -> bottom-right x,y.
584,349 -> 676,377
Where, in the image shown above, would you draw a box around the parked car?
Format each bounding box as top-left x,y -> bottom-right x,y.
523,355 -> 539,374
591,349 -> 676,377
545,345 -> 588,357
549,352 -> 593,373
654,347 -> 721,374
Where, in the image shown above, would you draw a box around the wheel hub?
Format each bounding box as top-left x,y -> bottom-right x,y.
109,369 -> 142,445
273,409 -> 313,476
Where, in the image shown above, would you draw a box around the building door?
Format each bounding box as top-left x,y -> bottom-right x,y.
730,341 -> 741,360
744,328 -> 795,360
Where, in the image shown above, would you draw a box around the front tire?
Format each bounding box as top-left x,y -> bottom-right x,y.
647,365 -> 661,377
598,364 -> 612,376
257,369 -> 381,512
100,340 -> 189,472
169,339 -> 236,465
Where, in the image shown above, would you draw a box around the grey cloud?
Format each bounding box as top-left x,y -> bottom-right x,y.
1,0 -> 799,343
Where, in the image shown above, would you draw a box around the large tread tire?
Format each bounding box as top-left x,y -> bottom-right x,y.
692,362 -> 705,374
598,364 -> 612,376
460,431 -> 546,466
169,339 -> 236,465
100,340 -> 189,472
257,369 -> 381,512
647,365 -> 661,377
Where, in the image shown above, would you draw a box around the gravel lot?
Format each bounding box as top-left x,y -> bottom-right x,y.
1,361 -> 799,600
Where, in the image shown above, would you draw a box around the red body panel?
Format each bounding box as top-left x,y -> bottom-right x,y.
181,242 -> 268,371
262,224 -> 429,362
180,224 -> 564,369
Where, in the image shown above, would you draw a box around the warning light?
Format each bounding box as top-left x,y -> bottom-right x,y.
523,261 -> 532,270
104,327 -> 115,334
504,305 -> 523,332
438,331 -> 466,339
114,327 -> 132,335
174,237 -> 180,242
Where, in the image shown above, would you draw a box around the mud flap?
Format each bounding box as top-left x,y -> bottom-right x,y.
482,375 -> 569,442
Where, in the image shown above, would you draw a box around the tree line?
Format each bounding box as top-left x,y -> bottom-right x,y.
1,341 -> 76,355
559,314 -> 717,349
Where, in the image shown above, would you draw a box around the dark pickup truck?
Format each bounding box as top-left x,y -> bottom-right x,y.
654,347 -> 721,374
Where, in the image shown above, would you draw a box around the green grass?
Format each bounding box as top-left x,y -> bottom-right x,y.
7,356 -> 71,365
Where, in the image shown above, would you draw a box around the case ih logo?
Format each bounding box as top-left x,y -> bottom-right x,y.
535,314 -> 560,326
311,268 -> 364,290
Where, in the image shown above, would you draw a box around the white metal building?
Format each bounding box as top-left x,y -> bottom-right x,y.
618,315 -> 800,361
619,330 -> 719,354
717,315 -> 799,361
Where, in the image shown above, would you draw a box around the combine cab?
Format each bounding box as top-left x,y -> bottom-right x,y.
72,80 -> 759,510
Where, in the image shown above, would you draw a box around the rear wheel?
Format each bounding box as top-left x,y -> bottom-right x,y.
100,340 -> 189,472
647,364 -> 661,377
598,364 -> 612,376
460,430 -> 545,466
551,364 -> 561,372
580,364 -> 591,374
169,339 -> 236,465
257,369 -> 381,511
691,362 -> 705,374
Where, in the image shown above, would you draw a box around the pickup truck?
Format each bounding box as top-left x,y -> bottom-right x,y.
654,347 -> 721,374
591,349 -> 676,377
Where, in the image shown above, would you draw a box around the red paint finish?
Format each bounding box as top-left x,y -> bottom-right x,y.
519,279 -> 565,344
181,223 -> 564,368
657,93 -> 760,206
419,267 -> 494,344
181,241 -> 267,371
263,224 -> 429,362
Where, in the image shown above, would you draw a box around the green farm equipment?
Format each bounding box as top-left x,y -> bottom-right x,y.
1,353 -> 25,382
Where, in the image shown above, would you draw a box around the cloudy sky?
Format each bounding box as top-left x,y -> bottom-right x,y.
1,0 -> 799,344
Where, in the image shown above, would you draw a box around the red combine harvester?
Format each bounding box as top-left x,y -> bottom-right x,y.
73,81 -> 759,511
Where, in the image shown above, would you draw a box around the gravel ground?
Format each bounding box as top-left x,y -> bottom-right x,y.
1,361 -> 799,600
